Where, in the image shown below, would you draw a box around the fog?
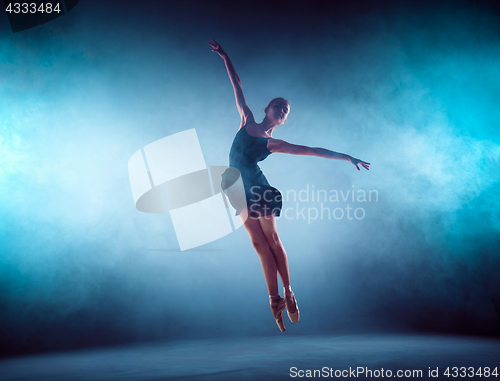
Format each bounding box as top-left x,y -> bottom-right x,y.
1,0 -> 499,356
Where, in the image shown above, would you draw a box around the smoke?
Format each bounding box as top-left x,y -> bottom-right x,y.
1,0 -> 500,356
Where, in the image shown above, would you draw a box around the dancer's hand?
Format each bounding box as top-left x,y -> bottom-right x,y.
349,156 -> 370,171
208,39 -> 227,59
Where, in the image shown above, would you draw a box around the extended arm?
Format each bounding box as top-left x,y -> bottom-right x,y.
268,139 -> 370,171
208,39 -> 254,127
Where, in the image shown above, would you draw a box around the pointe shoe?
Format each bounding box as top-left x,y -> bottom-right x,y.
269,295 -> 286,332
285,291 -> 300,323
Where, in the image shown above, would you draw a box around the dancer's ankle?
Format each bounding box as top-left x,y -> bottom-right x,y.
269,293 -> 281,301
283,285 -> 293,296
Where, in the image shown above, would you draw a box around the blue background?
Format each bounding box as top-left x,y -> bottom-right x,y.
1,0 -> 500,357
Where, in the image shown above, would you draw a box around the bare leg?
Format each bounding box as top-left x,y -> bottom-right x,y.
241,211 -> 289,330
259,213 -> 299,322
240,213 -> 279,295
258,214 -> 291,288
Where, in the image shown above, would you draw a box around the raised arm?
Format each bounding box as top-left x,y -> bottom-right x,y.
268,139 -> 370,171
208,39 -> 254,128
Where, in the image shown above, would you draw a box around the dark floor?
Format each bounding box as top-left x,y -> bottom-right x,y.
1,333 -> 499,380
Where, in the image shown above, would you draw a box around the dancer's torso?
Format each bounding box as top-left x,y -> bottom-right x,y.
229,122 -> 272,182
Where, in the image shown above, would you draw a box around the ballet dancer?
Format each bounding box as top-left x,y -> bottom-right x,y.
210,39 -> 370,331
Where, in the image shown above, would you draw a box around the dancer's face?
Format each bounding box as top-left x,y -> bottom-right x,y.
266,100 -> 290,124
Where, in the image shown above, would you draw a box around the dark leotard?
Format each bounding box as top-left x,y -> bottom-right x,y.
221,121 -> 282,218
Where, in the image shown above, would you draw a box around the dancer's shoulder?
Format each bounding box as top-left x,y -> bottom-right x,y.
239,111 -> 255,130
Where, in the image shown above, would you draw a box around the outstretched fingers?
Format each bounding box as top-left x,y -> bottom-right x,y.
352,158 -> 370,171
208,39 -> 227,58
208,39 -> 220,51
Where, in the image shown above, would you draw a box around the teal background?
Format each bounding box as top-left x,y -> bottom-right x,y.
1,0 -> 499,356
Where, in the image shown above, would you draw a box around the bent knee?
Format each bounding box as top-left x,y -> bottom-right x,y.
250,238 -> 269,252
267,233 -> 282,249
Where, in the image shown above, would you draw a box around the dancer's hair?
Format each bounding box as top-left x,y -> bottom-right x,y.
267,97 -> 290,108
